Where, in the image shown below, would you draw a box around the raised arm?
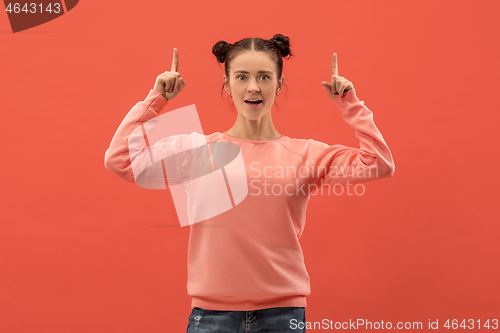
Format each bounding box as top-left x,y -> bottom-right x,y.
104,48 -> 187,182
304,90 -> 395,188
305,53 -> 395,187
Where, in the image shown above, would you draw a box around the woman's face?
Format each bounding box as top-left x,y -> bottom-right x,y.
224,50 -> 284,120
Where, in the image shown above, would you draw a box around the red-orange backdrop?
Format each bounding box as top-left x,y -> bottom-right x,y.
1,0 -> 499,332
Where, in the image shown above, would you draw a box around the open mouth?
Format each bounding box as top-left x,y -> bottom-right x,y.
245,99 -> 263,105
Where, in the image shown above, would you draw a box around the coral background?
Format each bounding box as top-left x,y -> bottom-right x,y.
1,0 -> 499,331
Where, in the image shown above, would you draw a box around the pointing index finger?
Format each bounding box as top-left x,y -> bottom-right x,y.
332,53 -> 338,76
171,48 -> 178,72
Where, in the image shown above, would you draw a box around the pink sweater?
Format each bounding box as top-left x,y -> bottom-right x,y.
104,89 -> 395,311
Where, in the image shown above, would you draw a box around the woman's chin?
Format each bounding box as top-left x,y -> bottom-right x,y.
238,103 -> 269,116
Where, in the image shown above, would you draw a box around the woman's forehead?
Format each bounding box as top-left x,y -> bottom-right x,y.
230,51 -> 276,73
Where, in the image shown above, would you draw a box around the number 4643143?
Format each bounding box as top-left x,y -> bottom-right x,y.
5,3 -> 62,14
443,318 -> 498,330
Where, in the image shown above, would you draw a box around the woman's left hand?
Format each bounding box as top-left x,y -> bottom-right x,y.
321,53 -> 354,99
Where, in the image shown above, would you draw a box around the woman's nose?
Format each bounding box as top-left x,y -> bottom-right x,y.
247,79 -> 260,92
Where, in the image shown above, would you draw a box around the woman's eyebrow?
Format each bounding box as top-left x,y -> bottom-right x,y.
233,70 -> 273,74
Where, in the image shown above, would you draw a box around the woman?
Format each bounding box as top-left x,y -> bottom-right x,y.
104,34 -> 395,332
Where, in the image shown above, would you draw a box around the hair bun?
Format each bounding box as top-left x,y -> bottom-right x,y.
270,34 -> 292,58
212,40 -> 232,63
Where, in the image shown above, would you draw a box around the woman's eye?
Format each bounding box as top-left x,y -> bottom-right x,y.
236,75 -> 268,80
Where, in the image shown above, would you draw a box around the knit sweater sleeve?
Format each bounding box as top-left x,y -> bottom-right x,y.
104,89 -> 170,183
303,89 -> 395,187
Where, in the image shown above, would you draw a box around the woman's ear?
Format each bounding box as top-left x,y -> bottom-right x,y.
277,75 -> 285,93
223,75 -> 230,93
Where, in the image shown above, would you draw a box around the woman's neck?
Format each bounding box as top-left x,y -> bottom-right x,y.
225,124 -> 282,141
226,110 -> 282,141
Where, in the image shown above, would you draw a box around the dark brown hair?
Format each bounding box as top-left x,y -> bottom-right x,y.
212,34 -> 293,110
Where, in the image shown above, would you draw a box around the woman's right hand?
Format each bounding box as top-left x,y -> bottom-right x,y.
153,48 -> 187,101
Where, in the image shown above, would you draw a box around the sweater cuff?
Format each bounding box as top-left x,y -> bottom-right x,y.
146,89 -> 169,114
332,89 -> 360,111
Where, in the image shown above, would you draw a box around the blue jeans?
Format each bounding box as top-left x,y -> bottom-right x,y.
186,306 -> 306,332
